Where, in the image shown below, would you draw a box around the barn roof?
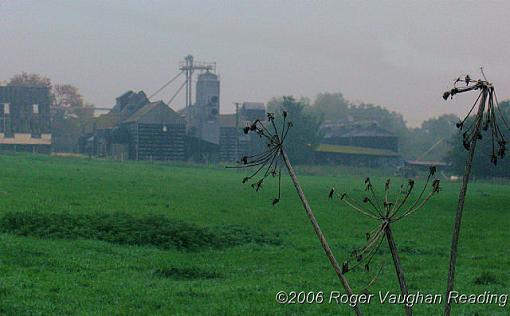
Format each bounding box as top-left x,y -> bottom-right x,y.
315,144 -> 400,157
94,112 -> 121,129
123,101 -> 185,125
341,125 -> 395,137
323,122 -> 396,138
405,160 -> 448,167
83,112 -> 121,133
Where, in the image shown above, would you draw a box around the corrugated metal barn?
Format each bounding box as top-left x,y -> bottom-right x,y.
315,121 -> 401,167
122,101 -> 186,161
82,91 -> 186,161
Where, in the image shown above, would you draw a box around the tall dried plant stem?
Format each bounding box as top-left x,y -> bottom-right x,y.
444,88 -> 487,316
281,150 -> 363,316
385,224 -> 412,316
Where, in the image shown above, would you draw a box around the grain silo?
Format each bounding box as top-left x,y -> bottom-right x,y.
194,71 -> 220,145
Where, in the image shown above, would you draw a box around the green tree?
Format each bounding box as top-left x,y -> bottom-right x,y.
311,92 -> 349,121
267,96 -> 323,164
446,100 -> 510,178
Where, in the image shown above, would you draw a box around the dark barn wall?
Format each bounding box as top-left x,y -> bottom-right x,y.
219,126 -> 237,162
324,135 -> 399,152
127,123 -> 185,161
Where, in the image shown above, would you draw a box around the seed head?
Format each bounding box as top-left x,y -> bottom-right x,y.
229,111 -> 293,206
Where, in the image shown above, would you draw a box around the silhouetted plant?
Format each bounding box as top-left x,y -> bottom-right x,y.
444,73 -> 507,164
333,167 -> 440,316
442,72 -> 508,316
231,112 -> 363,316
231,112 -> 292,205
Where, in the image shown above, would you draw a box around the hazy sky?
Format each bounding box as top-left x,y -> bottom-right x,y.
1,1 -> 509,126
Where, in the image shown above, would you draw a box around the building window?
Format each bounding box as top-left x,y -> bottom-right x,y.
162,125 -> 168,132
33,104 -> 39,114
2,103 -> 13,137
4,117 -> 13,138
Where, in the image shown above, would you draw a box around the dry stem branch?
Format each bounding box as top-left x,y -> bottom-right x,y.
444,87 -> 488,316
385,224 -> 412,316
281,150 -> 363,316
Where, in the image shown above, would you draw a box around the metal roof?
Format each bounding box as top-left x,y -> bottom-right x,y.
123,101 -> 185,125
315,144 -> 400,157
323,123 -> 396,138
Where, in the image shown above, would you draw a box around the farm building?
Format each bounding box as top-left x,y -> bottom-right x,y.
81,90 -> 185,160
0,85 -> 51,153
315,121 -> 401,167
219,102 -> 267,162
122,101 -> 185,161
219,114 -> 238,162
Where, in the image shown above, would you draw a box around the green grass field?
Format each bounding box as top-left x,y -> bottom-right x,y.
0,153 -> 508,315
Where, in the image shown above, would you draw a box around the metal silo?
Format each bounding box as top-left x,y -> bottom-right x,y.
195,71 -> 220,145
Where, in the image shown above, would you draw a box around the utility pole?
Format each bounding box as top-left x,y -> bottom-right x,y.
234,102 -> 240,161
180,55 -> 194,132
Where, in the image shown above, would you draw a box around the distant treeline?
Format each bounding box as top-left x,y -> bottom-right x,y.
447,100 -> 510,178
268,93 -> 510,177
268,92 -> 459,162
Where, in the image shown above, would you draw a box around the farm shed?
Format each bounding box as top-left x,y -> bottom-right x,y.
219,114 -> 239,162
322,121 -> 399,152
314,144 -> 401,167
316,121 -> 400,166
0,85 -> 51,153
219,103 -> 267,162
81,91 -> 185,161
81,90 -> 149,157
122,101 -> 186,161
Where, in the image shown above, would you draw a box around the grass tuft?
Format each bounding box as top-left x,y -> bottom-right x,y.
153,267 -> 221,280
473,271 -> 502,285
0,211 -> 281,251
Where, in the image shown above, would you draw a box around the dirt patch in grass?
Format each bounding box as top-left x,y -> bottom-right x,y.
0,211 -> 281,251
153,267 -> 220,280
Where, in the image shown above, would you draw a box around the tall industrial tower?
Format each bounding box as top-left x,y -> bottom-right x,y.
195,71 -> 220,145
179,54 -> 220,162
179,55 -> 216,130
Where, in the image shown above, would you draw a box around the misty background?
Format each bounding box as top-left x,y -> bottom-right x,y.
1,0 -> 509,127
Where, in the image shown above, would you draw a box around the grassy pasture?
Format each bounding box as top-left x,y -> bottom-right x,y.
0,153 -> 508,315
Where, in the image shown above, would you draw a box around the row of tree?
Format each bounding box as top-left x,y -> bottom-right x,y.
268,93 -> 510,177
267,92 -> 461,163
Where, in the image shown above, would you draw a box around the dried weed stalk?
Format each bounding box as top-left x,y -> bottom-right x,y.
333,168 -> 440,316
442,72 -> 508,315
230,112 -> 363,315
